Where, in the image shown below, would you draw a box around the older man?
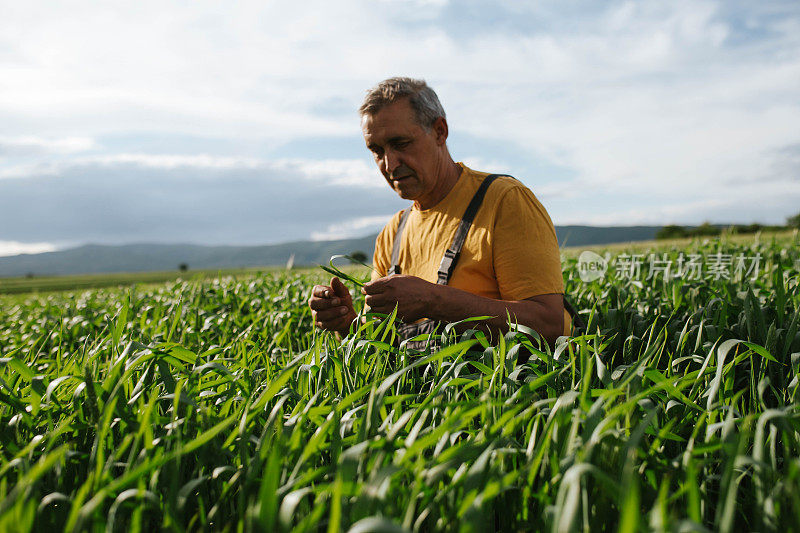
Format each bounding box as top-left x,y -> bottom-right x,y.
309,77 -> 570,346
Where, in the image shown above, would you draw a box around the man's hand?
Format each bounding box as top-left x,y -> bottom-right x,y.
363,274 -> 435,322
308,277 -> 357,336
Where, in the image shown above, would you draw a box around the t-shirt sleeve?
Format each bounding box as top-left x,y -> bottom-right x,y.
492,186 -> 564,300
371,211 -> 402,281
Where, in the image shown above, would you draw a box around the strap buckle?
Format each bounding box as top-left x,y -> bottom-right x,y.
437,249 -> 457,284
439,249 -> 457,272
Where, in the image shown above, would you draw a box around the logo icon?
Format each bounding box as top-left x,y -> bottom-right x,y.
577,251 -> 608,282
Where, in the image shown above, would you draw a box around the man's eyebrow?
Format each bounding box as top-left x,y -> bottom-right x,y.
367,135 -> 409,149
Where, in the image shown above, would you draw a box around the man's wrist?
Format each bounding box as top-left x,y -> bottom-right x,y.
425,282 -> 447,321
424,283 -> 503,325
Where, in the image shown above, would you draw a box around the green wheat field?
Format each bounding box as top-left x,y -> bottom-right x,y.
1,233 -> 799,532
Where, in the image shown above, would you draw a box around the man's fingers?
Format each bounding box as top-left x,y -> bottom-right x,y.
311,283 -> 343,302
309,286 -> 343,310
309,297 -> 342,311
330,277 -> 351,300
313,306 -> 351,323
312,285 -> 334,298
314,315 -> 346,331
365,301 -> 395,315
363,277 -> 389,295
365,293 -> 391,309
313,306 -> 356,333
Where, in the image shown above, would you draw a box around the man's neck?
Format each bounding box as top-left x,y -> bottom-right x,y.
414,157 -> 462,210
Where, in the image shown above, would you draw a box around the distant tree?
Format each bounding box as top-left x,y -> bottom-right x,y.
656,225 -> 687,240
788,211 -> 800,229
691,222 -> 720,237
178,263 -> 189,272
744,223 -> 763,233
349,251 -> 368,264
25,272 -> 35,279
728,224 -> 762,234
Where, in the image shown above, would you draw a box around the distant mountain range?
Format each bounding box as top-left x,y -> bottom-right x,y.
0,226 -> 663,278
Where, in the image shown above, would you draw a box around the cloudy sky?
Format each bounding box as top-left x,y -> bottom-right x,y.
1,0 -> 799,256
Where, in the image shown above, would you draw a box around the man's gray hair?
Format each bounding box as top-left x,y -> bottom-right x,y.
359,77 -> 446,129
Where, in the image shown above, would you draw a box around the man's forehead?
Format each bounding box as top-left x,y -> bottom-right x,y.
361,99 -> 418,139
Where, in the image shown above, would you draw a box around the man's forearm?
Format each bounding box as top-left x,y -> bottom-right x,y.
425,283 -> 564,346
361,274 -> 565,347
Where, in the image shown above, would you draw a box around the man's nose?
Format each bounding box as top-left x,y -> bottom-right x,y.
382,149 -> 400,174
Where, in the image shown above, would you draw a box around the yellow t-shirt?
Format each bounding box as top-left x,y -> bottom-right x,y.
372,163 -> 571,336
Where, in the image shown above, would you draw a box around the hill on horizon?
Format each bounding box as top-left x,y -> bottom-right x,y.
0,225 -> 663,278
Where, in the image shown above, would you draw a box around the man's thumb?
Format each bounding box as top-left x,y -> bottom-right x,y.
330,277 -> 350,299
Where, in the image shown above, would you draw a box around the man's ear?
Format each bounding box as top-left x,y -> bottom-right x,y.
432,117 -> 448,145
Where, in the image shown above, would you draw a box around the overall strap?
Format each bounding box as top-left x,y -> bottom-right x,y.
436,174 -> 503,284
388,207 -> 412,275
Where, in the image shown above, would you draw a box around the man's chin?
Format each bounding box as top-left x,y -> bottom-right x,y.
391,181 -> 419,199
394,187 -> 420,201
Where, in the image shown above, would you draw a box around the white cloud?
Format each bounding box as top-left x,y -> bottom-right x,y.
275,159 -> 383,188
77,153 -> 264,170
0,136 -> 95,155
0,153 -> 383,189
0,154 -> 263,179
554,179 -> 800,226
0,240 -> 58,257
460,157 -> 514,176
563,198 -> 731,226
311,214 -> 395,241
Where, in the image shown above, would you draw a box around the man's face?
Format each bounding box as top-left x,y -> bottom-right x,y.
361,98 -> 445,205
